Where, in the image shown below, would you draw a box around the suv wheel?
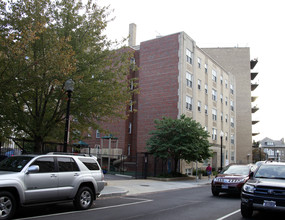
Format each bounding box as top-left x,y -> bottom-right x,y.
74,187 -> 94,210
241,203 -> 253,218
211,188 -> 219,196
0,191 -> 16,220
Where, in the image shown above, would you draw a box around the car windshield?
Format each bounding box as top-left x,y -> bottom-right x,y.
222,165 -> 250,175
255,164 -> 285,179
0,156 -> 33,172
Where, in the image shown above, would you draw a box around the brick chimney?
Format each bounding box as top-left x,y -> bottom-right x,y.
128,23 -> 136,47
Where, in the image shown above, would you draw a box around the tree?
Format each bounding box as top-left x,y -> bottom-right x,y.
0,0 -> 136,152
146,115 -> 212,174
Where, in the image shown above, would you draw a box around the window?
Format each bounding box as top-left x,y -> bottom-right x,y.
230,84 -> 234,94
198,79 -> 201,90
197,57 -> 201,68
198,101 -> 201,112
212,128 -> 217,140
231,117 -> 235,127
186,49 -> 193,64
220,94 -> 223,103
129,122 -> 132,134
79,158 -> 100,171
128,144 -> 131,156
205,64 -> 208,73
96,130 -> 100,138
225,114 -> 228,123
31,157 -> 55,173
221,112 -> 223,121
212,108 -> 217,121
225,97 -> 228,105
205,84 -> 208,94
231,151 -> 235,161
230,100 -> 234,111
231,134 -> 235,144
225,79 -> 228,88
186,72 -> 193,88
220,75 -> 223,84
130,80 -> 134,90
87,127 -> 92,137
212,70 -> 217,82
58,157 -> 80,172
186,96 -> 193,110
225,132 -> 228,141
129,100 -> 133,111
212,89 -> 217,101
205,105 -> 208,114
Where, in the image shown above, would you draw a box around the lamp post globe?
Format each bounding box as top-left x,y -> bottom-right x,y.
63,79 -> 74,152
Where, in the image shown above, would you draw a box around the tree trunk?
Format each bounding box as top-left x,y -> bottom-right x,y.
174,158 -> 179,174
34,136 -> 43,153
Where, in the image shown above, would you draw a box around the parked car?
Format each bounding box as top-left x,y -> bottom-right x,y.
0,153 -> 105,220
211,164 -> 256,196
241,162 -> 285,218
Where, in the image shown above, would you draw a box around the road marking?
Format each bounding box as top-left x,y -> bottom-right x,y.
15,198 -> 153,220
216,209 -> 240,220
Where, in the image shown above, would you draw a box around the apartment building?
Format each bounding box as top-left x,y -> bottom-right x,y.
202,48 -> 258,164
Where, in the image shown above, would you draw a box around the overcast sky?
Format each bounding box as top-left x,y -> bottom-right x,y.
97,0 -> 285,142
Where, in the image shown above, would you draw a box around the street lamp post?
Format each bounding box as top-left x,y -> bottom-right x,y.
63,79 -> 74,152
220,131 -> 224,171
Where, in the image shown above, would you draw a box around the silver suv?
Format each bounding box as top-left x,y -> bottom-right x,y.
0,153 -> 105,220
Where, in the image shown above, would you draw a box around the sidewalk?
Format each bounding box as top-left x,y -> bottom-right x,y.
100,175 -> 211,198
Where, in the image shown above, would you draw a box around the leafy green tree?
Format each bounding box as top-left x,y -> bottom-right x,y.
146,115 -> 212,174
0,0 -> 135,152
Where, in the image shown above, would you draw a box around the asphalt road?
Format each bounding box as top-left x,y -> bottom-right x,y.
14,186 -> 284,220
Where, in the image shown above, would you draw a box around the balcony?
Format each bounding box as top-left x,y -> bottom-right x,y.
252,120 -> 259,125
252,106 -> 259,113
250,59 -> 258,69
251,83 -> 259,91
251,96 -> 258,102
252,132 -> 260,136
251,72 -> 258,80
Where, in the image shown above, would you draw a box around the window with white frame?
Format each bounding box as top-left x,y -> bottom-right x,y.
186,49 -> 193,64
205,63 -> 208,73
225,132 -> 228,141
127,144 -> 131,156
212,89 -> 217,101
220,94 -> 223,103
231,134 -> 235,144
197,57 -> 201,68
230,100 -> 234,111
198,79 -> 201,90
231,117 -> 234,127
225,97 -> 228,105
212,128 -> 217,140
225,79 -> 228,88
220,75 -> 223,84
129,100 -> 133,111
186,72 -> 193,88
186,96 -> 193,110
221,112 -> 223,121
198,101 -> 201,112
205,83 -> 208,94
231,151 -> 235,161
225,114 -> 228,123
212,69 -> 217,82
128,122 -> 132,134
96,130 -> 100,138
212,108 -> 217,121
205,126 -> 208,132
205,104 -> 208,114
230,84 -> 234,94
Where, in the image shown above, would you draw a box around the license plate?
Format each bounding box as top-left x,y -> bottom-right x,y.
263,200 -> 276,207
222,185 -> 228,189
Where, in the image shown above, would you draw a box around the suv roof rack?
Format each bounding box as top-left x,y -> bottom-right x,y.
46,152 -> 93,157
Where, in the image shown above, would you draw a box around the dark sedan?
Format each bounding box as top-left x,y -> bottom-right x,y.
241,162 -> 285,218
211,164 -> 255,196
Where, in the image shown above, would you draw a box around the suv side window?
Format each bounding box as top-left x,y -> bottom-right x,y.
79,158 -> 100,170
31,157 -> 56,173
57,157 -> 80,172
